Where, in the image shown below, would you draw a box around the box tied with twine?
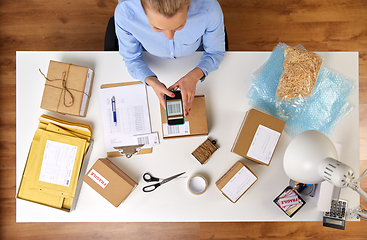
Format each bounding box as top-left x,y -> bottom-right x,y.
40,60 -> 94,117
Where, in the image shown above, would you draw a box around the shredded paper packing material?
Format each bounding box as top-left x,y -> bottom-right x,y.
275,46 -> 323,119
247,43 -> 355,138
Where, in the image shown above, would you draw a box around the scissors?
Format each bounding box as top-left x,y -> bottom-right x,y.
142,172 -> 186,193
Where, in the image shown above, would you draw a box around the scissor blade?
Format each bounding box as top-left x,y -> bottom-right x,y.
161,172 -> 186,185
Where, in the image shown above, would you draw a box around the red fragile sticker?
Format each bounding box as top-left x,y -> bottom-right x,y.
277,189 -> 303,212
88,169 -> 109,189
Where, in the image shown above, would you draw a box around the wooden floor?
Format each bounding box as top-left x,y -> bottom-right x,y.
1,0 -> 367,239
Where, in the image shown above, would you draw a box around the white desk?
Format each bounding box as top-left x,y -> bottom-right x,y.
16,51 -> 359,222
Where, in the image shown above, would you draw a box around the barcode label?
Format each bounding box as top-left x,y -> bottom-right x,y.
137,136 -> 150,145
132,133 -> 159,147
163,122 -> 190,137
167,125 -> 180,135
167,100 -> 183,116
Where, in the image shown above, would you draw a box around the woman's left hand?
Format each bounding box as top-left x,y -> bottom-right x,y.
168,68 -> 204,117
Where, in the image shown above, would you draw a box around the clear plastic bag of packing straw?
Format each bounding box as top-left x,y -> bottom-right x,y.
275,44 -> 323,120
247,42 -> 355,138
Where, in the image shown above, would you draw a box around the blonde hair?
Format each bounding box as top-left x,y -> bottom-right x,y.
141,0 -> 191,17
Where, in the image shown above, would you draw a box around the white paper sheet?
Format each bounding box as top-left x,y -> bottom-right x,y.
100,84 -> 152,152
247,124 -> 281,164
39,140 -> 78,187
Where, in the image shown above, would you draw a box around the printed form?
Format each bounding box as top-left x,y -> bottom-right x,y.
39,140 -> 78,187
100,84 -> 157,152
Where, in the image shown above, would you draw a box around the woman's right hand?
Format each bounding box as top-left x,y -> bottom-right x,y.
145,76 -> 175,109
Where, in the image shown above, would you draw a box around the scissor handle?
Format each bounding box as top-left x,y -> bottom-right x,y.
142,183 -> 161,192
143,173 -> 160,182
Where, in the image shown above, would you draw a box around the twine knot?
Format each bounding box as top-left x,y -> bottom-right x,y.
39,68 -> 75,107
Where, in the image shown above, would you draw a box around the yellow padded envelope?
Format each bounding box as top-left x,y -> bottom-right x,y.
17,115 -> 91,211
39,114 -> 92,137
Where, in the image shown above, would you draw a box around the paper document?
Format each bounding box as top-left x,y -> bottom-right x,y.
39,140 -> 78,187
100,84 -> 152,152
247,124 -> 280,164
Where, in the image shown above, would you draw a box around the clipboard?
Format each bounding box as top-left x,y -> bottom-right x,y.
100,81 -> 153,157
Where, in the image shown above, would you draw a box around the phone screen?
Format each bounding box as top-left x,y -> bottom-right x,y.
165,91 -> 185,125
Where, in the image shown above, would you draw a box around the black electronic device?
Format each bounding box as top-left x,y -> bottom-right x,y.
165,90 -> 185,126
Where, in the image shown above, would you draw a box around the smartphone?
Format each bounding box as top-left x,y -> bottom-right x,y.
165,90 -> 185,125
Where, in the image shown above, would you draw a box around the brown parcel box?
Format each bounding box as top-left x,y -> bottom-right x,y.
40,60 -> 94,117
83,158 -> 137,207
216,161 -> 258,203
231,109 -> 286,165
160,95 -> 208,139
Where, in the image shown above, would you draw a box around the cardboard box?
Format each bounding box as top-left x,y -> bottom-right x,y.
216,161 -> 257,203
231,108 -> 286,165
40,60 -> 94,117
83,158 -> 137,207
160,95 -> 208,139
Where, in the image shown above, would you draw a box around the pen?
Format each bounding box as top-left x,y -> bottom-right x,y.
111,96 -> 117,126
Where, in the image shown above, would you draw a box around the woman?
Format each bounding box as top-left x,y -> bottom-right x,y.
115,0 -> 225,116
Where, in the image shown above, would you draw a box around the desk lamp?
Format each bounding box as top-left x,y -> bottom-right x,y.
283,130 -> 367,220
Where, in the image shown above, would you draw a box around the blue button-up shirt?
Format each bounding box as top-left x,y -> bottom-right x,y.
115,0 -> 225,84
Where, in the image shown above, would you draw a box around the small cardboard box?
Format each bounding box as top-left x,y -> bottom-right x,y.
231,108 -> 286,165
216,161 -> 257,203
83,158 -> 137,207
40,60 -> 94,117
160,95 -> 208,139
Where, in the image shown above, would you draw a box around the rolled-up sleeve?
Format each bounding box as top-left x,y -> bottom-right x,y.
196,0 -> 225,80
114,5 -> 155,84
